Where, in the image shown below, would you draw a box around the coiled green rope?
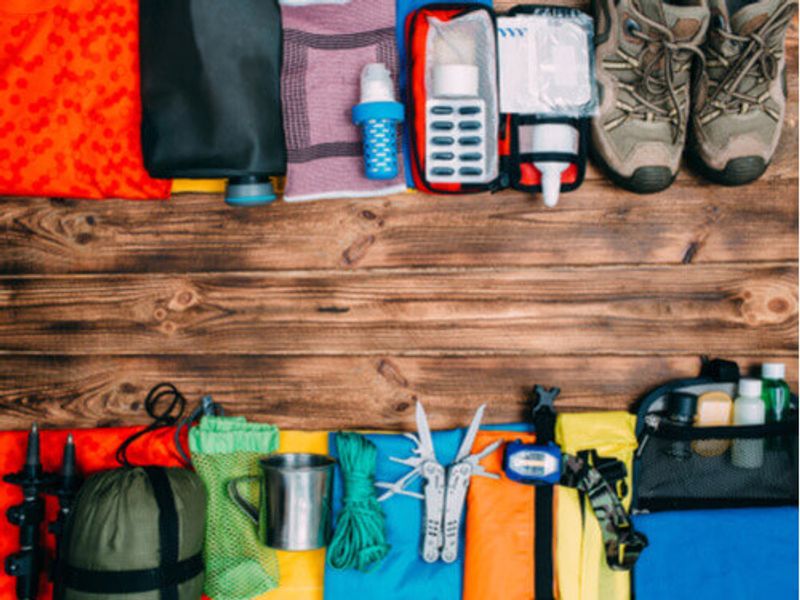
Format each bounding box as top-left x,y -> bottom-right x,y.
327,432 -> 391,572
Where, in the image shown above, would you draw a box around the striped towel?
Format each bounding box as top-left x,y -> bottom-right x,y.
280,0 -> 406,201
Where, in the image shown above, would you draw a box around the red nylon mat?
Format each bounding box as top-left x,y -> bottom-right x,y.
0,426 -> 207,599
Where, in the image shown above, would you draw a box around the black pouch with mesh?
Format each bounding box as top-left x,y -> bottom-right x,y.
632,358 -> 798,512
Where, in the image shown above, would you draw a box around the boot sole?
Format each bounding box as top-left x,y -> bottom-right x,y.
590,146 -> 676,194
686,149 -> 768,186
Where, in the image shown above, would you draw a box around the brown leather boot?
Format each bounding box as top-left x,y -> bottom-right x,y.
688,0 -> 798,185
592,0 -> 710,192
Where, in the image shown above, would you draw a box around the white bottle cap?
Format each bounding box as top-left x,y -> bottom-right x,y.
360,63 -> 395,103
433,64 -> 479,98
762,363 -> 785,380
738,378 -> 763,397
538,165 -> 566,208
530,123 -> 578,208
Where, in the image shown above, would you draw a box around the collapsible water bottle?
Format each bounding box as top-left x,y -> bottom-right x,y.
352,64 -> 404,180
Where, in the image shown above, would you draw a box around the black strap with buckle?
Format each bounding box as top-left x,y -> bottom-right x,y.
530,385 -> 560,600
561,453 -> 648,571
528,385 -> 647,574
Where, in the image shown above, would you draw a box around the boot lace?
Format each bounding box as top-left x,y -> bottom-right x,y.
700,1 -> 796,124
603,6 -> 706,142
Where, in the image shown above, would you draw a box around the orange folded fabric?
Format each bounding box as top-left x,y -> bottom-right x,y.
0,0 -> 171,199
464,429 -> 541,600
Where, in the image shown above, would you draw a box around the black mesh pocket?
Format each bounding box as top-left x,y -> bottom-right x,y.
635,419 -> 798,511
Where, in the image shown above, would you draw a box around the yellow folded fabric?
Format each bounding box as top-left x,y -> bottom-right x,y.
171,177 -> 286,195
171,179 -> 227,194
256,430 -> 329,600
555,412 -> 637,600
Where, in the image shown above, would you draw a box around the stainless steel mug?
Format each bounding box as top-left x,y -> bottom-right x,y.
228,453 -> 335,551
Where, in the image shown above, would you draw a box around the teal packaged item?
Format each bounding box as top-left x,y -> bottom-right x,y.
189,416 -> 280,600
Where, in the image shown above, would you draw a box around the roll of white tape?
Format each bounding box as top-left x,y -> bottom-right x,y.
432,64 -> 479,98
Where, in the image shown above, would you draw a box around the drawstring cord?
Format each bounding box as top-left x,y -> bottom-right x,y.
116,383 -> 224,468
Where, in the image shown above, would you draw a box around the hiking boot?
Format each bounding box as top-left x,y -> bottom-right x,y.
592,0 -> 710,193
688,0 -> 797,185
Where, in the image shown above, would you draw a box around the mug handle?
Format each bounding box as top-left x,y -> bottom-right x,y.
227,475 -> 261,525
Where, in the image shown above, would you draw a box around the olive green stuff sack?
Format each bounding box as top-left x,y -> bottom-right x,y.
60,467 -> 206,600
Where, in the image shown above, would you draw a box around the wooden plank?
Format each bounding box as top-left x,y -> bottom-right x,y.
0,354 -> 794,430
0,177 -> 796,274
0,264 -> 795,355
0,23 -> 796,275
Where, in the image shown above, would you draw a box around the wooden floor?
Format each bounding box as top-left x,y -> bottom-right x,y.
0,18 -> 797,432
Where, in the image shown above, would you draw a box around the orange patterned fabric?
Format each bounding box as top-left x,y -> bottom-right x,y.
0,426 -> 201,599
0,0 -> 171,199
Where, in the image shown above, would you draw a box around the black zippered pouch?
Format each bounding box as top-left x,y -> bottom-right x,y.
632,358 -> 798,512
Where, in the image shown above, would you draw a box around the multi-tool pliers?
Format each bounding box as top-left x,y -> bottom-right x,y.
375,401 -> 502,563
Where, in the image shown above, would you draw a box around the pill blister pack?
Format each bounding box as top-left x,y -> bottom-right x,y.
424,98 -> 488,184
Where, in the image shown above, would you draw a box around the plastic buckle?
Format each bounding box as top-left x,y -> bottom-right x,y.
531,385 -> 560,416
593,454 -> 628,497
608,529 -> 649,571
699,357 -> 740,382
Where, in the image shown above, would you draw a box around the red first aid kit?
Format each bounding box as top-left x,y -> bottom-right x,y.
405,4 -> 591,197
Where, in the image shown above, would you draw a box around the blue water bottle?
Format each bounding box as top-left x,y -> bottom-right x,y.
352,63 -> 404,180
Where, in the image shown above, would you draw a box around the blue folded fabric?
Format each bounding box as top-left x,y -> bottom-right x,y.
395,0 -> 492,187
633,507 -> 799,600
325,428 -> 466,600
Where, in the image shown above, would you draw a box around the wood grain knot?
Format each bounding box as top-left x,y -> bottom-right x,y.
377,358 -> 409,388
342,235 -> 375,266
682,241 -> 700,264
168,288 -> 199,311
318,306 -> 350,314
394,401 -> 410,412
360,209 -> 385,227
768,297 -> 790,314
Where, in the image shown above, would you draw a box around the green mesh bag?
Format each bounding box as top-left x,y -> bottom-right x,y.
189,416 -> 280,600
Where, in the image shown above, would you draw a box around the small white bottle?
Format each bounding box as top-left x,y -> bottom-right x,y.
731,378 -> 766,469
531,123 -> 578,208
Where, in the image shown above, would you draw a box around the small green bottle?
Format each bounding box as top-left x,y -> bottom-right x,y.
762,363 -> 791,450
